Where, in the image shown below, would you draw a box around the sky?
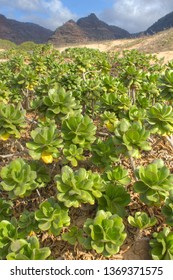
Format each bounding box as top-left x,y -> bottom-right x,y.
0,0 -> 173,33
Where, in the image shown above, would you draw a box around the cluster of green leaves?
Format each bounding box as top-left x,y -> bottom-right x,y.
55,166 -> 105,207
0,158 -> 50,199
1,44 -> 173,260
134,159 -> 173,206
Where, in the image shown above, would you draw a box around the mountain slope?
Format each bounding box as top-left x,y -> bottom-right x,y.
145,11 -> 173,34
0,14 -> 53,44
49,13 -> 130,46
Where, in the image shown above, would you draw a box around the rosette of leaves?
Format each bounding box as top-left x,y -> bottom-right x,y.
0,102 -> 26,140
98,184 -> 131,217
55,166 -> 105,208
103,166 -> 131,186
0,220 -> 17,260
26,122 -> 63,163
62,144 -> 85,167
29,160 -> 51,186
150,227 -> 173,260
43,86 -> 81,119
159,69 -> 173,101
6,236 -> 51,260
90,137 -> 119,169
100,111 -> 119,132
18,210 -> 39,238
133,159 -> 173,206
62,226 -> 83,245
128,212 -> 157,230
114,119 -> 151,158
128,105 -> 146,123
61,113 -> 96,149
147,103 -> 173,135
101,90 -> 131,113
0,158 -> 39,199
161,190 -> 173,226
82,210 -> 127,257
35,198 -> 70,236
0,198 -> 13,221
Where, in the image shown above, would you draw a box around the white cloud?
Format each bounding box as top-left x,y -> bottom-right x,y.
100,0 -> 173,33
0,0 -> 76,30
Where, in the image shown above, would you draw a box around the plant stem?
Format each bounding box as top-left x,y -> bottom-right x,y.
129,155 -> 137,180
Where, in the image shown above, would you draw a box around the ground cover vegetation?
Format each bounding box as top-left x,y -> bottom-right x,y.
1,44 -> 173,260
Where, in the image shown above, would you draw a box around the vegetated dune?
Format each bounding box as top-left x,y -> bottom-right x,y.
56,27 -> 173,63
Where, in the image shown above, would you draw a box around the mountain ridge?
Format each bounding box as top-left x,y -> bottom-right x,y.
0,14 -> 53,44
1,11 -> 173,46
49,13 -> 131,46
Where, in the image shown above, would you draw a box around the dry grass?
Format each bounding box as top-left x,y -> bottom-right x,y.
56,27 -> 173,63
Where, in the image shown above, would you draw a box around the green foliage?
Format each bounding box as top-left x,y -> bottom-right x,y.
0,102 -> 26,139
150,227 -> 173,260
147,103 -> 173,135
0,220 -> 17,259
160,69 -> 173,101
63,144 -> 85,166
91,137 -> 119,169
128,105 -> 146,123
62,113 -> 96,149
55,166 -> 105,208
26,122 -> 63,162
100,111 -> 119,132
42,86 -> 81,119
134,159 -> 173,206
82,210 -> 126,257
128,212 -> 157,230
0,159 -> 40,199
103,166 -> 131,186
98,184 -> 131,217
161,190 -> 173,226
114,120 -> 151,158
18,210 -> 39,238
35,198 -> 70,236
62,226 -> 83,245
0,199 -> 13,221
6,236 -> 51,260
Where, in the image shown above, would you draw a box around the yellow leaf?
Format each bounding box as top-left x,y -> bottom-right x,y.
0,133 -> 10,141
41,151 -> 53,164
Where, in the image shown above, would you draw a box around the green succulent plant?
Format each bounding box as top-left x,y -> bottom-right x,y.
62,226 -> 83,245
100,111 -> 119,132
0,198 -> 13,221
0,102 -> 26,140
0,220 -> 17,260
150,227 -> 173,260
82,210 -> 127,257
26,122 -> 63,163
6,236 -> 51,260
18,210 -> 39,238
43,86 -> 81,119
133,159 -> 173,206
104,166 -> 131,186
62,144 -> 85,167
114,120 -> 151,158
98,184 -> 131,217
35,198 -> 70,236
90,137 -> 119,169
161,190 -> 173,226
0,158 -> 39,199
147,103 -> 173,136
55,166 -> 105,208
128,211 -> 157,230
159,69 -> 173,101
61,113 -> 96,149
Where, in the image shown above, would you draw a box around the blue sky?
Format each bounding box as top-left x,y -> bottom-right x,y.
0,0 -> 173,33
